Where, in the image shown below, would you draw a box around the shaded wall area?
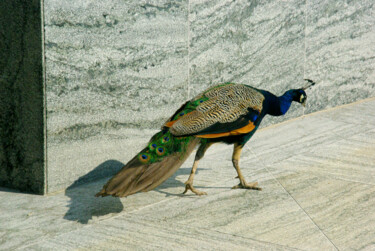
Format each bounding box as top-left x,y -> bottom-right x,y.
0,0 -> 45,194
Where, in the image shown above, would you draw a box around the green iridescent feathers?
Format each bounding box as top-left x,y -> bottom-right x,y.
167,96 -> 209,123
137,131 -> 192,164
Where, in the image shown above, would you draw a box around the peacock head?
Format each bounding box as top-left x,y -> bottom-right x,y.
292,89 -> 307,107
292,79 -> 316,107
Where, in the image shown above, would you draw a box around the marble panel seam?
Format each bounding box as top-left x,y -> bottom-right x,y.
244,145 -> 339,250
41,0 -> 48,195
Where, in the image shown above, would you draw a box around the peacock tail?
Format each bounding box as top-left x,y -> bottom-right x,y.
138,131 -> 195,164
95,132 -> 201,197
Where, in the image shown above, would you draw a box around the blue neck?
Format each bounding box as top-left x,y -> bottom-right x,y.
264,91 -> 294,116
278,92 -> 294,115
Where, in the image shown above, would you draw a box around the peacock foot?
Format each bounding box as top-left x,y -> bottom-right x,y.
183,182 -> 207,196
232,181 -> 262,191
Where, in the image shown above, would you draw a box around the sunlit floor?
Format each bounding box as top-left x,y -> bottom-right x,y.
1,97 -> 375,250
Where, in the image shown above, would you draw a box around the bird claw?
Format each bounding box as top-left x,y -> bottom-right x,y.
232,181 -> 262,191
183,183 -> 207,196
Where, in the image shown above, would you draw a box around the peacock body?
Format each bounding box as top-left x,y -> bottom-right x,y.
96,80 -> 315,197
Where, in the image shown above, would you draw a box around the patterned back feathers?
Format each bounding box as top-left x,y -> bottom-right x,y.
169,83 -> 264,136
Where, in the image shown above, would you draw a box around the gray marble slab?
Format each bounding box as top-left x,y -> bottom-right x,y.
305,0 -> 375,112
44,0 -> 189,137
268,169 -> 375,250
127,173 -> 337,250
281,133 -> 375,185
24,217 -> 296,251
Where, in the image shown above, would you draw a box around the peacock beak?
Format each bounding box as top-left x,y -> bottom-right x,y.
302,100 -> 306,107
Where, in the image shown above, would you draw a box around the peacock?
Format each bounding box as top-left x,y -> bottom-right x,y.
96,79 -> 316,197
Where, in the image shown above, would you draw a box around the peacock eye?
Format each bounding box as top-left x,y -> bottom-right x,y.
139,153 -> 151,163
149,143 -> 157,150
156,146 -> 166,156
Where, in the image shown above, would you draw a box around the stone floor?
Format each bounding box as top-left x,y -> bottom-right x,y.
1,97 -> 375,250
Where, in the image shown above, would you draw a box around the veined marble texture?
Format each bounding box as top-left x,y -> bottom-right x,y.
305,0 -> 375,112
45,0 -> 188,144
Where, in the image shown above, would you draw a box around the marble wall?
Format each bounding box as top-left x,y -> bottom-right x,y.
45,1 -> 189,144
1,0 -> 374,193
305,0 -> 375,111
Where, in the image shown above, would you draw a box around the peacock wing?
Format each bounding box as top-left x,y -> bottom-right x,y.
167,83 -> 265,138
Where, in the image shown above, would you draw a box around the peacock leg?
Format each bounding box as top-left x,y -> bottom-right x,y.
183,142 -> 213,196
231,143 -> 262,190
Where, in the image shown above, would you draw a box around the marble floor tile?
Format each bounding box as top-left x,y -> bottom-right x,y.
271,127 -> 375,185
319,98 -> 375,126
269,170 -> 375,250
129,176 -> 337,250
24,217 -> 298,251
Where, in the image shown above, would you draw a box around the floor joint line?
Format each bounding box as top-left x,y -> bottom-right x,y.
245,145 -> 339,250
187,0 -> 191,99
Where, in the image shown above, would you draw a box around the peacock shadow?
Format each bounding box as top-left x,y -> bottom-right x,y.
63,160 -> 204,223
63,160 -> 125,224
